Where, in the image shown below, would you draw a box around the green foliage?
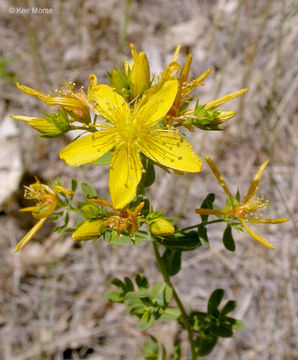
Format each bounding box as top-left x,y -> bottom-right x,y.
223,224 -> 236,251
161,248 -> 181,276
141,336 -> 167,360
106,275 -> 181,330
103,230 -> 149,245
155,231 -> 201,251
81,182 -> 98,199
191,103 -> 223,130
107,67 -> 131,98
199,193 -> 215,223
197,224 -> 209,248
92,151 -> 113,166
188,289 -> 244,356
40,110 -> 71,138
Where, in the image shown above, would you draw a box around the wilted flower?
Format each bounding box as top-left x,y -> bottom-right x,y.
195,157 -> 290,249
15,179 -> 73,252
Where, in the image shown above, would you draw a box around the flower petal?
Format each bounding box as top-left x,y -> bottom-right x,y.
244,217 -> 290,224
138,130 -> 202,172
204,156 -> 234,200
205,88 -> 248,109
14,217 -> 47,253
59,129 -> 117,166
245,159 -> 269,201
109,144 -> 143,209
87,82 -> 130,126
136,80 -> 178,127
240,219 -> 274,249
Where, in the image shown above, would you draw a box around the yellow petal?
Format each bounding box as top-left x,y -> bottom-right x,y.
19,206 -> 40,212
53,185 -> 73,196
87,83 -> 130,126
180,53 -> 193,83
171,43 -> 182,62
72,219 -> 105,242
109,144 -> 143,209
139,130 -> 202,172
194,68 -> 212,85
244,159 -> 269,201
59,129 -> 117,166
205,88 -> 248,109
15,82 -> 49,101
244,217 -> 290,224
130,51 -> 150,98
240,219 -> 274,249
14,217 -> 47,253
129,42 -> 138,61
204,156 -> 234,200
88,198 -> 114,209
136,80 -> 178,127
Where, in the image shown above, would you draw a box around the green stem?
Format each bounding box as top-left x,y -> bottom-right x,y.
181,219 -> 225,232
152,240 -> 197,360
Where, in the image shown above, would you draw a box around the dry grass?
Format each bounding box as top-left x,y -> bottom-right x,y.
0,0 -> 297,359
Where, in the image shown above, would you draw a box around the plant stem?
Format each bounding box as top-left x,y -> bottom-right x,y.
152,240 -> 197,360
181,219 -> 225,232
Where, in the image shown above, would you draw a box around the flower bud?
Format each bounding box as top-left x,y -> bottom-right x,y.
149,218 -> 175,236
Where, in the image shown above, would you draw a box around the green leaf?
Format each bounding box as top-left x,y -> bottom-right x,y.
141,336 -> 159,359
221,300 -> 237,316
105,290 -> 124,303
162,248 -> 182,276
81,182 -> 98,199
208,289 -> 224,314
135,274 -> 149,289
71,179 -> 77,192
195,335 -> 217,356
139,310 -> 155,330
197,225 -> 209,248
159,307 -> 181,321
156,231 -> 201,251
150,282 -> 166,305
173,340 -> 181,360
142,160 -> 156,188
232,319 -> 245,331
223,224 -> 236,252
103,230 -> 149,245
211,325 -> 233,338
199,193 -> 215,222
77,203 -> 101,219
92,151 -> 113,165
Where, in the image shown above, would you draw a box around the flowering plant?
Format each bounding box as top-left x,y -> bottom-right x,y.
12,43 -> 289,359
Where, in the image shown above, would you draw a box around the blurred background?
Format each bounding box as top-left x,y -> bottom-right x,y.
0,0 -> 297,359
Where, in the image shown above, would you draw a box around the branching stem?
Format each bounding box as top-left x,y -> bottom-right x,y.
152,240 -> 197,360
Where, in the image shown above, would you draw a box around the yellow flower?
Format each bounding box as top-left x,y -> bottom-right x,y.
162,44 -> 247,130
15,180 -> 73,252
195,157 -> 290,249
129,43 -> 151,99
162,43 -> 212,119
15,80 -> 91,120
60,76 -> 202,209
